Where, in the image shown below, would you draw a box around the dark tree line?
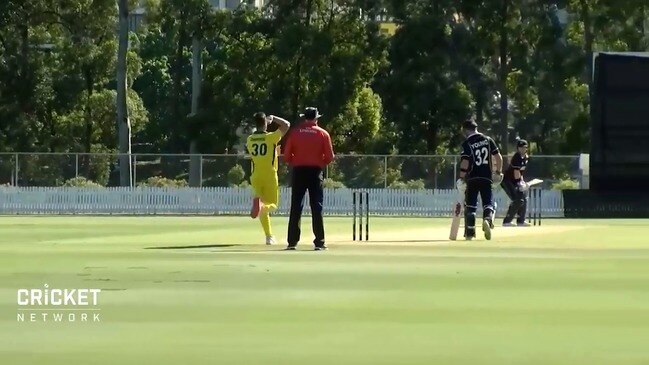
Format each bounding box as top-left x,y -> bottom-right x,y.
1,0 -> 647,186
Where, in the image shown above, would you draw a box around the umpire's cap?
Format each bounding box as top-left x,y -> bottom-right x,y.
300,107 -> 323,120
462,119 -> 478,130
516,138 -> 528,147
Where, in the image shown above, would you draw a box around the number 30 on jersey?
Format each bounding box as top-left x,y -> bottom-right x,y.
250,143 -> 267,156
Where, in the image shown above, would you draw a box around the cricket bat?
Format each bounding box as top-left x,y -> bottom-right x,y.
449,200 -> 463,241
521,178 -> 543,192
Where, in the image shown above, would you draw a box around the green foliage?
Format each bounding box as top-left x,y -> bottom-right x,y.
506,70 -> 539,117
18,154 -> 73,187
552,178 -> 580,190
388,179 -> 426,190
330,87 -> 383,152
62,177 -> 104,188
377,10 -> 474,154
561,111 -> 590,154
323,178 -> 346,189
333,155 -> 387,188
138,176 -> 188,187
1,0 -> 643,180
200,156 -> 242,187
226,164 -> 245,186
85,144 -> 114,186
384,166 -> 403,188
59,90 -> 148,150
277,161 -> 290,186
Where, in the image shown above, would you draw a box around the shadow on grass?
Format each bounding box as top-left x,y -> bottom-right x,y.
209,248 -> 291,253
355,239 -> 450,243
145,244 -> 241,250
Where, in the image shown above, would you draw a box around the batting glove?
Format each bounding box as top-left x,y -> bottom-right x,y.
518,181 -> 529,192
492,172 -> 504,184
456,178 -> 466,193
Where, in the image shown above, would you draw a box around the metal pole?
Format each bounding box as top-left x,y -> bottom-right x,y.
453,156 -> 458,183
199,154 -> 203,187
75,154 -> 79,178
365,191 -> 369,241
528,189 -> 532,224
359,191 -> 363,240
352,191 -> 356,241
14,153 -> 19,186
384,155 -> 388,188
133,154 -> 137,187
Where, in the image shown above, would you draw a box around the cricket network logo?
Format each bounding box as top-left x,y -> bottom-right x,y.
16,284 -> 101,323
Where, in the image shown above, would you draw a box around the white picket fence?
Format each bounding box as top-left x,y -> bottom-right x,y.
0,187 -> 564,217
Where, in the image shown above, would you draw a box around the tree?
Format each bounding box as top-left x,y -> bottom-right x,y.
378,2 -> 473,155
194,2 -> 387,156
1,0 -> 647,182
0,0 -> 58,152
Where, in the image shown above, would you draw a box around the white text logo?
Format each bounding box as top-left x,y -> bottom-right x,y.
16,284 -> 102,323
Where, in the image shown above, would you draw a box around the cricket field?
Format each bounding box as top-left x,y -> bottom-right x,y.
1,216 -> 648,364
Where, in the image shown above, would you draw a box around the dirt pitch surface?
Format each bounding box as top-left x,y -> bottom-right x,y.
328,222 -> 584,247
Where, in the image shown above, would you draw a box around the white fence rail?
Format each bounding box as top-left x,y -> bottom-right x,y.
0,187 -> 564,217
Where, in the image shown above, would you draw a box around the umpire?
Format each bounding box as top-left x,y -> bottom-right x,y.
283,107 -> 335,251
501,139 -> 531,226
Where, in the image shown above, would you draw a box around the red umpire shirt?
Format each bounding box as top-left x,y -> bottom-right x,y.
283,120 -> 334,168
284,107 -> 334,250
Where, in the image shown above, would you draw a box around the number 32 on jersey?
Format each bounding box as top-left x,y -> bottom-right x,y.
474,147 -> 489,166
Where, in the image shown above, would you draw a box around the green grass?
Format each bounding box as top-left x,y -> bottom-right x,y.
1,216 -> 649,364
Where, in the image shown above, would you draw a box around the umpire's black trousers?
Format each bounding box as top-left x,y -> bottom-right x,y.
287,166 -> 325,248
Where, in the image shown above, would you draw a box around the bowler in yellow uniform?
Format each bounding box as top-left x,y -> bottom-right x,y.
246,112 -> 290,245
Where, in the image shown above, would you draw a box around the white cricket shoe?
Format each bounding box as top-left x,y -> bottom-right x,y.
266,236 -> 276,245
483,219 -> 492,240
